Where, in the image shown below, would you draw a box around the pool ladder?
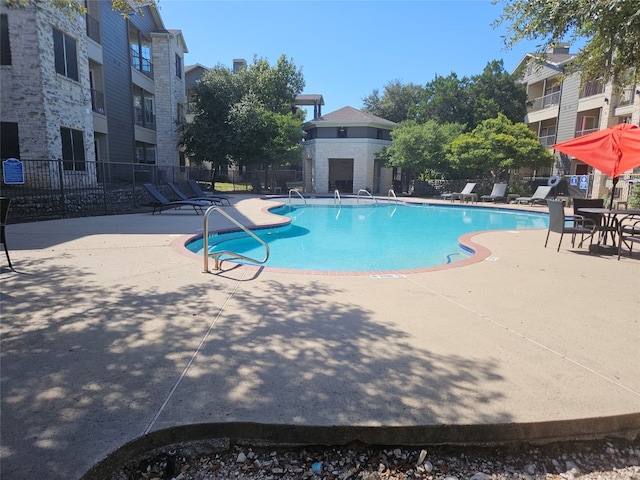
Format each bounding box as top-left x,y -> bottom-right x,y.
288,188 -> 306,205
202,205 -> 270,272
357,189 -> 378,204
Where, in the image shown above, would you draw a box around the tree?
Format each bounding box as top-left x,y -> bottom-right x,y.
413,73 -> 474,128
2,0 -> 155,17
447,113 -> 554,181
385,120 -> 465,179
361,80 -> 424,123
468,60 -> 528,127
494,0 -> 640,84
180,55 -> 305,180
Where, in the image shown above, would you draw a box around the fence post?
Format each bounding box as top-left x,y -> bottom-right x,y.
56,159 -> 66,219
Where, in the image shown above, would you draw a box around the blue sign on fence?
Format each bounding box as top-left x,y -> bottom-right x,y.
579,175 -> 589,190
570,175 -> 578,186
3,158 -> 24,184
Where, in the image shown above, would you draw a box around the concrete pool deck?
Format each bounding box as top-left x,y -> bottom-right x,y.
1,195 -> 639,479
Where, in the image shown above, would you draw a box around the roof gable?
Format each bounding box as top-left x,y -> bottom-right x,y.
306,106 -> 396,128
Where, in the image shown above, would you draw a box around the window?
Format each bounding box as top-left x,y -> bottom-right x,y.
175,53 -> 182,79
1,14 -> 11,66
135,142 -> 156,164
177,103 -> 184,124
129,29 -> 153,77
60,127 -> 85,171
53,28 -> 78,80
133,90 -> 155,129
0,122 -> 19,159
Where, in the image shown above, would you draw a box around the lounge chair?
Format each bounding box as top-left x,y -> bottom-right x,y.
167,182 -> 228,207
441,182 -> 476,203
142,183 -> 208,215
186,180 -> 232,206
515,185 -> 553,205
276,179 -> 289,194
251,178 -> 269,194
481,183 -> 508,202
544,199 -> 597,251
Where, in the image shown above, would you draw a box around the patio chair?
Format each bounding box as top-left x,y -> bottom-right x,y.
167,182 -> 228,207
515,185 -> 553,205
572,198 -> 604,241
480,183 -> 508,202
617,214 -> 640,260
545,199 -> 597,252
186,180 -> 232,206
441,182 -> 476,202
1,197 -> 14,270
142,183 -> 208,215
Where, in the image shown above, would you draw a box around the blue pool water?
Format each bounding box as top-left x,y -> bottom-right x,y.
186,200 -> 548,272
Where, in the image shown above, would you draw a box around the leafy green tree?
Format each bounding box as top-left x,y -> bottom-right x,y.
448,113 -> 554,181
2,0 -> 155,17
468,60 -> 528,127
413,73 -> 473,127
385,120 -> 465,179
494,0 -> 640,84
361,80 -> 424,123
181,55 -> 305,181
180,64 -> 240,169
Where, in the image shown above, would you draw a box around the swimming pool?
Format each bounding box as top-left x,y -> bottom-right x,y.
186,200 -> 548,272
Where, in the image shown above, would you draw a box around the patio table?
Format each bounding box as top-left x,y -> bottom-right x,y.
578,208 -> 640,254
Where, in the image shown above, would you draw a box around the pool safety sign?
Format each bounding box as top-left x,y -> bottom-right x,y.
579,175 -> 589,190
3,158 -> 24,184
570,175 -> 589,189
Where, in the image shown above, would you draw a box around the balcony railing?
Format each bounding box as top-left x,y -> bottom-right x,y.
134,107 -> 155,130
575,128 -> 599,137
85,14 -> 100,43
538,134 -> 557,147
90,89 -> 105,114
131,49 -> 153,78
579,81 -> 604,98
618,87 -> 636,106
528,91 -> 560,111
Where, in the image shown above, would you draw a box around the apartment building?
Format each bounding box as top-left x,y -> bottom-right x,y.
0,1 -> 187,186
514,43 -> 640,198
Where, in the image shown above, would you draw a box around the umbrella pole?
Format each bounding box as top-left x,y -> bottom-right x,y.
609,177 -> 619,209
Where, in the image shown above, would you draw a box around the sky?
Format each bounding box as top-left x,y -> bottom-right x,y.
157,0 -> 548,119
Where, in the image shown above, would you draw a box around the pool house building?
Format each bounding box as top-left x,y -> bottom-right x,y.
301,106 -> 397,194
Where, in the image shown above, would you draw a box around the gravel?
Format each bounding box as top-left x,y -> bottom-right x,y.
115,437 -> 640,480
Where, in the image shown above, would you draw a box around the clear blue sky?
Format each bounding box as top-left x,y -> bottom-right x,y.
158,1 -> 548,118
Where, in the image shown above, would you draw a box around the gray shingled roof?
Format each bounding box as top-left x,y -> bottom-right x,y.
314,106 -> 396,126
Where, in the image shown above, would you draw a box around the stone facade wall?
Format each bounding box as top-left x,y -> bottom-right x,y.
0,4 -> 96,189
0,4 -> 48,160
152,31 -> 187,168
302,138 -> 392,194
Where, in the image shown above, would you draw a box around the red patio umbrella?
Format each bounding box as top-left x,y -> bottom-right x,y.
552,123 -> 640,208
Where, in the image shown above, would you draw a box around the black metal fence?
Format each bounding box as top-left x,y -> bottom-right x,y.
0,159 -> 300,223
1,158 -> 637,223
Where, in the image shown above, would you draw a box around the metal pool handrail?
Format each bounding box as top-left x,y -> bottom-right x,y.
202,205 -> 269,272
388,189 -> 398,204
357,189 -> 378,204
334,189 -> 341,206
288,189 -> 306,205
